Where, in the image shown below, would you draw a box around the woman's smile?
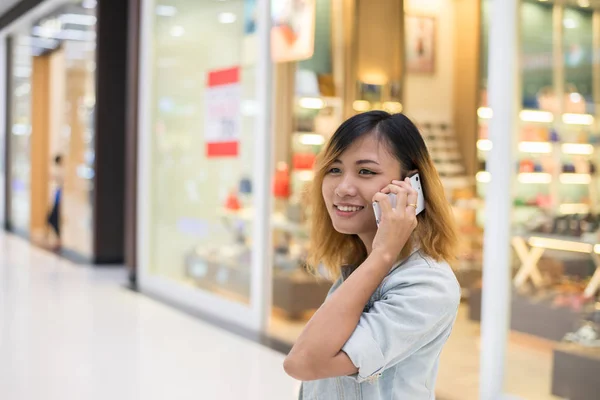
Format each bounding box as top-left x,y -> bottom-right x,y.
334,203 -> 366,218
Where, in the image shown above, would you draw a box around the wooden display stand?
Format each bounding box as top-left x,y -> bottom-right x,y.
512,235 -> 600,298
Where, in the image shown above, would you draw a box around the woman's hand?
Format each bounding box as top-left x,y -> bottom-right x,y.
371,177 -> 419,265
284,184 -> 418,381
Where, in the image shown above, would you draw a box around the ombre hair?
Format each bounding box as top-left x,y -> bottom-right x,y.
307,111 -> 458,279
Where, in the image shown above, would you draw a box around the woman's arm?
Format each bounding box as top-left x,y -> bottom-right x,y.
283,250 -> 393,381
284,179 -> 418,381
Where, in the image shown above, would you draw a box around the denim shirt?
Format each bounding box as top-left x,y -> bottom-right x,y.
299,250 -> 460,400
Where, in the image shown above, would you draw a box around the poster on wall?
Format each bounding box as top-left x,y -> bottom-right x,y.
243,0 -> 316,63
405,15 -> 436,74
205,67 -> 241,157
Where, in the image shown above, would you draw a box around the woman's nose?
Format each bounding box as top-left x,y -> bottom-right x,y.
335,179 -> 357,198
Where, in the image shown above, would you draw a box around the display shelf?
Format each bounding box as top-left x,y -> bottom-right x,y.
476,105 -> 600,295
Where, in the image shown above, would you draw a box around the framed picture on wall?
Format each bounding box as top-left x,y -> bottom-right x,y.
405,15 -> 436,74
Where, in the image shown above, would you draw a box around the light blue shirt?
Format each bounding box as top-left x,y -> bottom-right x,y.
299,250 -> 460,400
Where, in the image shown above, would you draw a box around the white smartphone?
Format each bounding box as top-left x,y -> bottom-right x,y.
373,173 -> 425,226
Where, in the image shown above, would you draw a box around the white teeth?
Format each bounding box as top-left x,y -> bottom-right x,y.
338,205 -> 362,212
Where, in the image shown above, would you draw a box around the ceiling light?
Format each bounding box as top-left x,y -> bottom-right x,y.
82,0 -> 97,9
12,124 -> 31,136
578,0 -> 590,7
477,107 -> 493,119
382,101 -> 403,113
561,143 -> 593,155
59,14 -> 97,26
563,18 -> 578,29
519,110 -> 554,123
559,173 -> 592,185
298,133 -> 325,146
569,92 -> 583,103
32,26 -> 56,39
32,26 -> 96,41
156,5 -> 177,17
296,170 -> 315,181
170,26 -> 185,37
352,100 -> 370,112
299,97 -> 325,109
518,141 -> 552,153
218,12 -> 237,24
562,113 -> 594,125
476,171 -> 491,183
477,139 -> 493,151
518,173 -> 552,184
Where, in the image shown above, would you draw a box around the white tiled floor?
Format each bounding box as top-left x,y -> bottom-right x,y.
0,233 -> 300,400
0,231 -> 567,400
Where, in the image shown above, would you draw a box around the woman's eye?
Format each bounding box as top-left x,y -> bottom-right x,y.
359,169 -> 376,175
327,167 -> 341,174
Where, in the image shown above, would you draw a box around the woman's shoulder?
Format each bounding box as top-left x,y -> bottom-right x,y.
382,250 -> 461,304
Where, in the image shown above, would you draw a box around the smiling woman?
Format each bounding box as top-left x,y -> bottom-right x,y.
307,111 -> 458,277
284,111 -> 460,400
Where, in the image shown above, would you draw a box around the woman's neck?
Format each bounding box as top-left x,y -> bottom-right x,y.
358,231 -> 376,255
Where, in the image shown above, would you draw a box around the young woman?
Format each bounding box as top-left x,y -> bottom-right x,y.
284,111 -> 460,399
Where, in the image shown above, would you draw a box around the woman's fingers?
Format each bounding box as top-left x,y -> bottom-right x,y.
372,192 -> 393,217
376,178 -> 419,221
393,178 -> 419,215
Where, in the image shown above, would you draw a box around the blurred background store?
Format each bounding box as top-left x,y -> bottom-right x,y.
1,0 -> 600,399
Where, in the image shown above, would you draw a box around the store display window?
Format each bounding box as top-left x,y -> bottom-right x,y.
475,1 -> 600,398
145,0 -> 260,304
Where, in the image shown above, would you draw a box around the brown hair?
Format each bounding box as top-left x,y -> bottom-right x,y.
307,111 -> 458,279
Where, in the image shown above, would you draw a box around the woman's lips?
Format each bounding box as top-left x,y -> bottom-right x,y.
334,205 -> 365,217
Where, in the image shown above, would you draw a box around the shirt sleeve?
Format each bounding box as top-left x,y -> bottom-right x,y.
341,265 -> 460,383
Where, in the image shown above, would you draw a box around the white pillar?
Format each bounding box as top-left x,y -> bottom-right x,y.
250,0 -> 274,331
479,0 -> 519,399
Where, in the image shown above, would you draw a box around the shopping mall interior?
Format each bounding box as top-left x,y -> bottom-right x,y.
2,0 -> 600,399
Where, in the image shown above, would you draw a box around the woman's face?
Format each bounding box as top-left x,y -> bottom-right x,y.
322,133 -> 402,237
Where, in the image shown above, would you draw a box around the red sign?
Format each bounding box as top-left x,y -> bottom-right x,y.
205,67 -> 241,157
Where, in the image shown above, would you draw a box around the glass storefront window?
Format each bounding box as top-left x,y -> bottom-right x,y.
9,34 -> 33,234
563,6 -> 594,114
147,0 -> 259,304
504,2 -> 600,399
477,1 -> 600,398
6,2 -> 97,255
